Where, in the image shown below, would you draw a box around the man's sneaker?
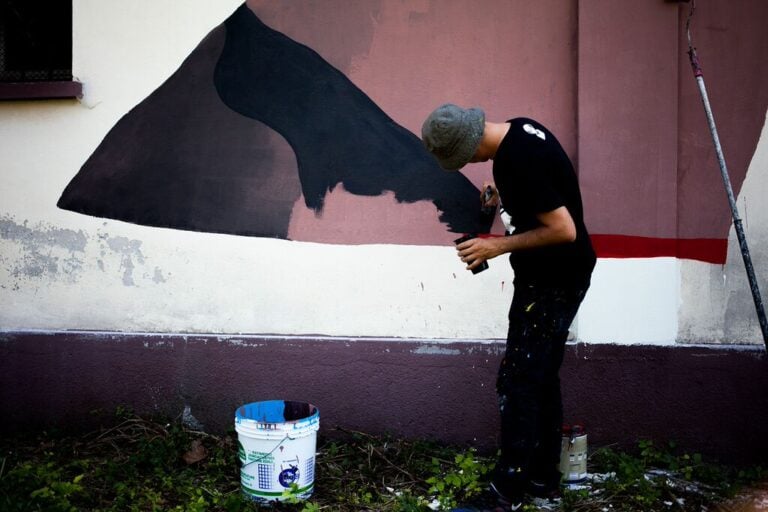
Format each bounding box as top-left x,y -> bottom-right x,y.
527,477 -> 561,499
490,473 -> 525,501
489,481 -> 524,511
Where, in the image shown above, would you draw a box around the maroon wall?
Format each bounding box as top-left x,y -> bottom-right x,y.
53,1 -> 768,263
578,0 -> 768,263
676,0 -> 768,240
2,332 -> 766,465
578,0 -> 680,239
251,0 -> 768,259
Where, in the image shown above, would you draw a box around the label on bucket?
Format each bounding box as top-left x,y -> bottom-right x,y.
559,433 -> 588,483
239,435 -> 316,502
239,443 -> 275,465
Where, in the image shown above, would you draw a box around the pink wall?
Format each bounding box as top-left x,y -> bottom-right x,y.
247,0 -> 577,149
579,0 -> 768,261
258,0 -> 768,261
248,0 -> 578,245
578,0 -> 680,239
62,1 -> 768,261
676,0 -> 768,240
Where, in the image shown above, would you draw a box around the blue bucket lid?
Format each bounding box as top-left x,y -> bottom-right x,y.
236,400 -> 319,426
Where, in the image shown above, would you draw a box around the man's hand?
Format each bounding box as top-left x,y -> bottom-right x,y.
456,236 -> 503,271
454,206 -> 577,271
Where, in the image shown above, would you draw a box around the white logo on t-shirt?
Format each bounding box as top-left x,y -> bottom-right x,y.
523,123 -> 546,141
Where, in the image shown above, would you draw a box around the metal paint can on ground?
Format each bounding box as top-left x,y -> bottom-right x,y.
559,424 -> 588,483
235,400 -> 320,503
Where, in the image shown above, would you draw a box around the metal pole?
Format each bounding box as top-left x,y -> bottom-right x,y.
686,1 -> 768,349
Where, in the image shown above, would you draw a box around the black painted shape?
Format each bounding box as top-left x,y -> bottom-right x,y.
214,4 -> 492,235
57,26 -> 303,238
58,4 -> 491,240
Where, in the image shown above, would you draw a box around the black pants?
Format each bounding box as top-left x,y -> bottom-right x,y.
496,282 -> 588,487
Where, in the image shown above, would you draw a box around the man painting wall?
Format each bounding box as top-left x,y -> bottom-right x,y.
422,104 -> 595,510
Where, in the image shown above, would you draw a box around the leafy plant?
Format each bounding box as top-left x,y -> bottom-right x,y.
426,449 -> 494,509
0,413 -> 763,512
3,460 -> 86,511
560,439 -> 761,512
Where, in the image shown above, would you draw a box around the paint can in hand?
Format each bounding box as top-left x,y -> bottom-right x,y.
558,424 -> 588,483
453,234 -> 489,274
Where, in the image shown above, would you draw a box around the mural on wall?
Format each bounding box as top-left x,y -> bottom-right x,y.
57,3 -> 493,244
56,1 -> 768,260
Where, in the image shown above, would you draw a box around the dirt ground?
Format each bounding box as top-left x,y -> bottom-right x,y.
712,482 -> 768,512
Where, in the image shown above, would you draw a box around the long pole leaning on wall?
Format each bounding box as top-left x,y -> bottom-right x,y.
684,0 -> 768,349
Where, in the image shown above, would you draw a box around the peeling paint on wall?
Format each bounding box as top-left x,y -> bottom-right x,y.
678,109 -> 768,345
0,215 -> 87,285
153,267 -> 166,284
412,345 -> 461,356
0,215 -> 169,290
103,235 -> 145,286
2,1 -> 767,344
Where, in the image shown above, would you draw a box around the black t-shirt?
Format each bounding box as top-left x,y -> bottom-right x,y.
493,118 -> 595,288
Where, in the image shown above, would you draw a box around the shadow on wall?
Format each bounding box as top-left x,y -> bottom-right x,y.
57,3 -> 492,243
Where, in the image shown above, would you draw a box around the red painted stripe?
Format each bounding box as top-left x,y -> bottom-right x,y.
590,234 -> 728,264
478,234 -> 728,265
470,233 -> 728,264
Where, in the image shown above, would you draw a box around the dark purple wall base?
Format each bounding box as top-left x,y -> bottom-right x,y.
0,81 -> 83,100
1,332 -> 766,465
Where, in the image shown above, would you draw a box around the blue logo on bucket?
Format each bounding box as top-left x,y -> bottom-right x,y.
278,465 -> 300,487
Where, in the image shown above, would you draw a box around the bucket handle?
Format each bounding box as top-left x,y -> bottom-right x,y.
241,433 -> 298,470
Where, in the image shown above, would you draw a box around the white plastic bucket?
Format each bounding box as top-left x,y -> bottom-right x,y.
558,424 -> 588,483
235,400 -> 320,503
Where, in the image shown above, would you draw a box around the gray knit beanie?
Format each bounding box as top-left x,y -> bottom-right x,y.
421,103 -> 485,171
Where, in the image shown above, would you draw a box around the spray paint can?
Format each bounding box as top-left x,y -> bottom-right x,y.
558,424 -> 588,483
453,234 -> 489,274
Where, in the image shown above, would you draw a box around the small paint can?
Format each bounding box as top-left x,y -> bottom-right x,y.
558,424 -> 588,483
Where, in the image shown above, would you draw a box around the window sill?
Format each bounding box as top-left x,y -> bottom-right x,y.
0,81 -> 83,101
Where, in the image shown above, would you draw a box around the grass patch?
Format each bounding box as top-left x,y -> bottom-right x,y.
0,410 -> 762,511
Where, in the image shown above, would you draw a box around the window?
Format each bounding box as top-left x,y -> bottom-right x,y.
0,0 -> 81,99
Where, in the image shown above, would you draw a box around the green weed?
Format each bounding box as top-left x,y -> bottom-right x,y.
425,449 -> 495,509
559,439 -> 762,512
0,412 -> 762,512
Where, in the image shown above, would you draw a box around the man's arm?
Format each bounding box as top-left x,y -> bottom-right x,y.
456,206 -> 576,271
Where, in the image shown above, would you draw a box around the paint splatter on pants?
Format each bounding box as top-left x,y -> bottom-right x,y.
496,282 -> 588,488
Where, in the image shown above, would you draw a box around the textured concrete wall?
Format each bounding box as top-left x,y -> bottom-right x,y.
1,0 -> 767,347
1,332 -> 766,465
578,0 -> 680,239
2,2 -> 768,466
679,111 -> 768,344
